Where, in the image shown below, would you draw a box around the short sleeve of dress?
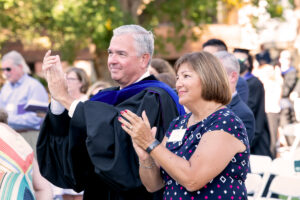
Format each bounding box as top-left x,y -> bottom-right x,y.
206,109 -> 249,147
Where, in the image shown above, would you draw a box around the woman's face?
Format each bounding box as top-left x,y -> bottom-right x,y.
66,71 -> 83,96
176,63 -> 202,106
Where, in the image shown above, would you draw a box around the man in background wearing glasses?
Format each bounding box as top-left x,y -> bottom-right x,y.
0,50 -> 49,131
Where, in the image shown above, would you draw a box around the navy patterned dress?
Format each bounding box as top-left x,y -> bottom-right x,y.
161,108 -> 250,200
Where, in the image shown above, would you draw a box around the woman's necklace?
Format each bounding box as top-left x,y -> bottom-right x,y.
188,104 -> 224,127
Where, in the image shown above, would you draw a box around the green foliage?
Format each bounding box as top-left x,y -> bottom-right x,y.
266,0 -> 284,18
289,0 -> 295,8
0,0 -> 128,63
0,0 -> 287,67
37,0 -> 127,63
139,0 -> 218,53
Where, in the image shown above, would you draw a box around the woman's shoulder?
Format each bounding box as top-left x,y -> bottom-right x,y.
206,108 -> 247,135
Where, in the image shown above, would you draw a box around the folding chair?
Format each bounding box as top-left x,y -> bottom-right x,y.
269,157 -> 295,176
266,175 -> 300,200
292,147 -> 300,160
279,123 -> 300,153
250,155 -> 272,174
246,173 -> 263,199
249,155 -> 272,199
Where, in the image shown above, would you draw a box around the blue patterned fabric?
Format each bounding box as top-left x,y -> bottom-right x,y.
161,108 -> 250,200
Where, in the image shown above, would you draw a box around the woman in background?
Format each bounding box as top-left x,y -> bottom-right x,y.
65,67 -> 90,102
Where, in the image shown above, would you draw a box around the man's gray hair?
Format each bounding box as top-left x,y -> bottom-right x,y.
214,51 -> 240,74
113,25 -> 154,66
1,50 -> 31,74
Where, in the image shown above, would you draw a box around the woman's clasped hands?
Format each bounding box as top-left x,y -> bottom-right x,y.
118,110 -> 157,158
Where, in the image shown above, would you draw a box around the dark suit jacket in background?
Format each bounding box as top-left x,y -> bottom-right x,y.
236,76 -> 249,103
227,93 -> 255,144
246,75 -> 272,158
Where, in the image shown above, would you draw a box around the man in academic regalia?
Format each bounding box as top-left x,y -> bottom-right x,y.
37,25 -> 185,200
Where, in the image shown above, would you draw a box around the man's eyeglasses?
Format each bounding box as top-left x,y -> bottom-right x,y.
0,68 -> 12,72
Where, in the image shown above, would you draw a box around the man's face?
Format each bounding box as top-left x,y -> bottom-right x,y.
1,59 -> 23,84
107,34 -> 148,88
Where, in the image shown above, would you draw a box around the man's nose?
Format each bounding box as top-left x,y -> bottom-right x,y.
108,54 -> 118,64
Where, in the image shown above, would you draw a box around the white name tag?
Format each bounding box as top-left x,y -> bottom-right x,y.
168,129 -> 186,142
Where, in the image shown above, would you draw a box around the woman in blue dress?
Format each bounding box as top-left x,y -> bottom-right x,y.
119,51 -> 250,200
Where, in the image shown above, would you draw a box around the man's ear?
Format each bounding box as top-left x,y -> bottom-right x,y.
141,53 -> 151,69
230,71 -> 239,83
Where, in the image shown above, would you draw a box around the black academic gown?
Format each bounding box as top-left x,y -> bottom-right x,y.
246,76 -> 272,158
227,93 -> 255,144
36,76 -> 181,200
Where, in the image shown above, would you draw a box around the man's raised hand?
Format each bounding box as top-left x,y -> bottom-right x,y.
42,50 -> 69,104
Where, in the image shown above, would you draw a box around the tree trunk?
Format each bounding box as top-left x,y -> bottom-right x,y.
119,0 -> 142,23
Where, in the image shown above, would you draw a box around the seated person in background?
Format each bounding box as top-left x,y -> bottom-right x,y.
0,108 -> 52,200
0,51 -> 49,131
119,51 -> 250,200
86,80 -> 112,99
66,67 -> 90,102
214,51 -> 255,144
